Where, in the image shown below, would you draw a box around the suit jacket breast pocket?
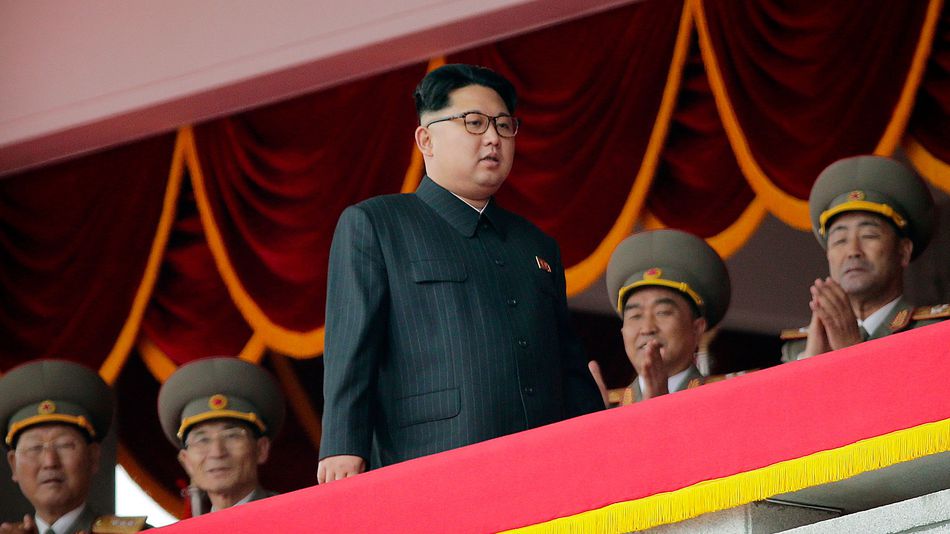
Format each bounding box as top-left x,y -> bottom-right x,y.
410,259 -> 468,283
394,388 -> 461,428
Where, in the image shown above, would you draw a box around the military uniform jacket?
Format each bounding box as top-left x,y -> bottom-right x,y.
320,176 -> 603,467
620,365 -> 703,405
781,297 -> 950,361
48,505 -> 146,534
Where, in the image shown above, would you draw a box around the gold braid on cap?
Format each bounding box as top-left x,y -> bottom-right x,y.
177,410 -> 266,441
6,415 -> 96,446
617,278 -> 704,315
819,200 -> 907,237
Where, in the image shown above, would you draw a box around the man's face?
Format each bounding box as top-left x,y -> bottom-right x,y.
7,425 -> 99,518
178,420 -> 269,500
825,212 -> 912,298
621,287 -> 706,374
416,84 -> 515,203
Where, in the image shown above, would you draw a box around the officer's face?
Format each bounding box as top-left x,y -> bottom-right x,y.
621,287 -> 706,375
416,84 -> 515,205
7,425 -> 99,519
825,212 -> 912,298
178,420 -> 270,503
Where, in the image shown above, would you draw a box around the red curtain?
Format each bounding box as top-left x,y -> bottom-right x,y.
451,0 -> 685,266
1,0 -> 948,516
0,134 -> 175,369
192,64 -> 425,336
649,36 -> 753,236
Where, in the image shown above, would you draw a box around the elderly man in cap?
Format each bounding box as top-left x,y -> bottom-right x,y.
601,229 -> 731,403
782,156 -> 949,361
1,360 -> 146,534
158,357 -> 285,515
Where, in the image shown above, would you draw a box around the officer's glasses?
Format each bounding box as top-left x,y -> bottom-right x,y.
425,112 -> 519,138
16,438 -> 82,461
184,427 -> 251,454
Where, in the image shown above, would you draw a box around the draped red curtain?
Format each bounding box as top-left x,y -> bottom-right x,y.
1,0 -> 948,518
0,134 -> 175,371
450,0 -> 685,266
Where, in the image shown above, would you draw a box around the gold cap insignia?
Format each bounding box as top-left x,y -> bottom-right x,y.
208,394 -> 228,410
644,267 -> 662,280
38,400 -> 56,415
847,190 -> 865,201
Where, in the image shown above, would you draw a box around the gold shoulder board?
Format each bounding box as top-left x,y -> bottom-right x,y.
912,303 -> 950,321
92,515 -> 148,533
780,327 -> 808,340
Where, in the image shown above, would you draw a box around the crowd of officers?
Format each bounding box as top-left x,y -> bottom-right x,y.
1,64 -> 948,532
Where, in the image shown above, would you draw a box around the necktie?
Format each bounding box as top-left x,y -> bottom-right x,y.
44,528 -> 55,534
859,325 -> 870,341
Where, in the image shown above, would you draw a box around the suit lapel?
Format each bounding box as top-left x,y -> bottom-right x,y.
61,504 -> 97,534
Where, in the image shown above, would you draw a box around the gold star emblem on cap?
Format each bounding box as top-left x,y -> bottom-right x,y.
208,394 -> 228,410
644,267 -> 662,280
38,400 -> 57,415
847,190 -> 866,201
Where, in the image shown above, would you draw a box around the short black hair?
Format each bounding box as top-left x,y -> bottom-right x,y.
413,64 -> 517,121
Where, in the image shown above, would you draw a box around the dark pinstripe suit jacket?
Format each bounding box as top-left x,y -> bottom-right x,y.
320,176 -> 603,467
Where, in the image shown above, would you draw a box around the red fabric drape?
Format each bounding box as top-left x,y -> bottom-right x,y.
701,0 -> 932,199
909,5 -> 950,161
649,36 -> 753,236
141,176 -> 253,362
0,134 -> 175,369
450,0 -> 685,266
192,64 -> 425,334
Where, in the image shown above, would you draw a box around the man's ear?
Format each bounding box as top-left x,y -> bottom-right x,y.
414,126 -> 434,157
693,316 -> 708,341
7,449 -> 18,483
178,449 -> 195,477
898,237 -> 913,268
255,437 -> 271,465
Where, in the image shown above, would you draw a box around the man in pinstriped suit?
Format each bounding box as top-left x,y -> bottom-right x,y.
318,64 -> 603,482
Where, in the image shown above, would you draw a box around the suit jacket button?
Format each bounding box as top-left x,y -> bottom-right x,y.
523,386 -> 535,395
507,298 -> 518,307
494,259 -> 505,266
517,339 -> 528,348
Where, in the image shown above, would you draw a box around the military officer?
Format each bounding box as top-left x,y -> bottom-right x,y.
0,360 -> 146,534
782,155 -> 949,361
157,357 -> 285,515
602,229 -> 732,404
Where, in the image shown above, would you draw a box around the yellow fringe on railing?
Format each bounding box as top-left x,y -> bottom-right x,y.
874,0 -> 943,155
401,57 -> 446,193
563,0 -> 693,296
506,417 -> 950,533
271,354 -> 324,451
904,135 -> 950,195
99,137 -> 184,384
691,0 -> 809,230
118,442 -> 185,519
182,126 -> 324,358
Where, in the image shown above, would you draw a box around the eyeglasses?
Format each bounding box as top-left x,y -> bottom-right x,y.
15,439 -> 82,461
425,112 -> 519,138
184,427 -> 251,454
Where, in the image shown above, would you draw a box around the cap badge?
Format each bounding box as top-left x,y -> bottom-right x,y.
847,190 -> 866,201
644,267 -> 662,280
208,394 -> 229,410
38,400 -> 56,415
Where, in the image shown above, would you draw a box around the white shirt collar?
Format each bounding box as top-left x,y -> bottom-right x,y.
638,366 -> 694,396
449,191 -> 489,214
36,503 -> 86,534
857,295 -> 902,337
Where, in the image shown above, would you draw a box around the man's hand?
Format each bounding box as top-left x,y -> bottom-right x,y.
632,340 -> 669,400
809,277 -> 862,351
0,514 -> 37,534
588,360 -> 610,408
318,455 -> 366,484
801,305 -> 830,359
